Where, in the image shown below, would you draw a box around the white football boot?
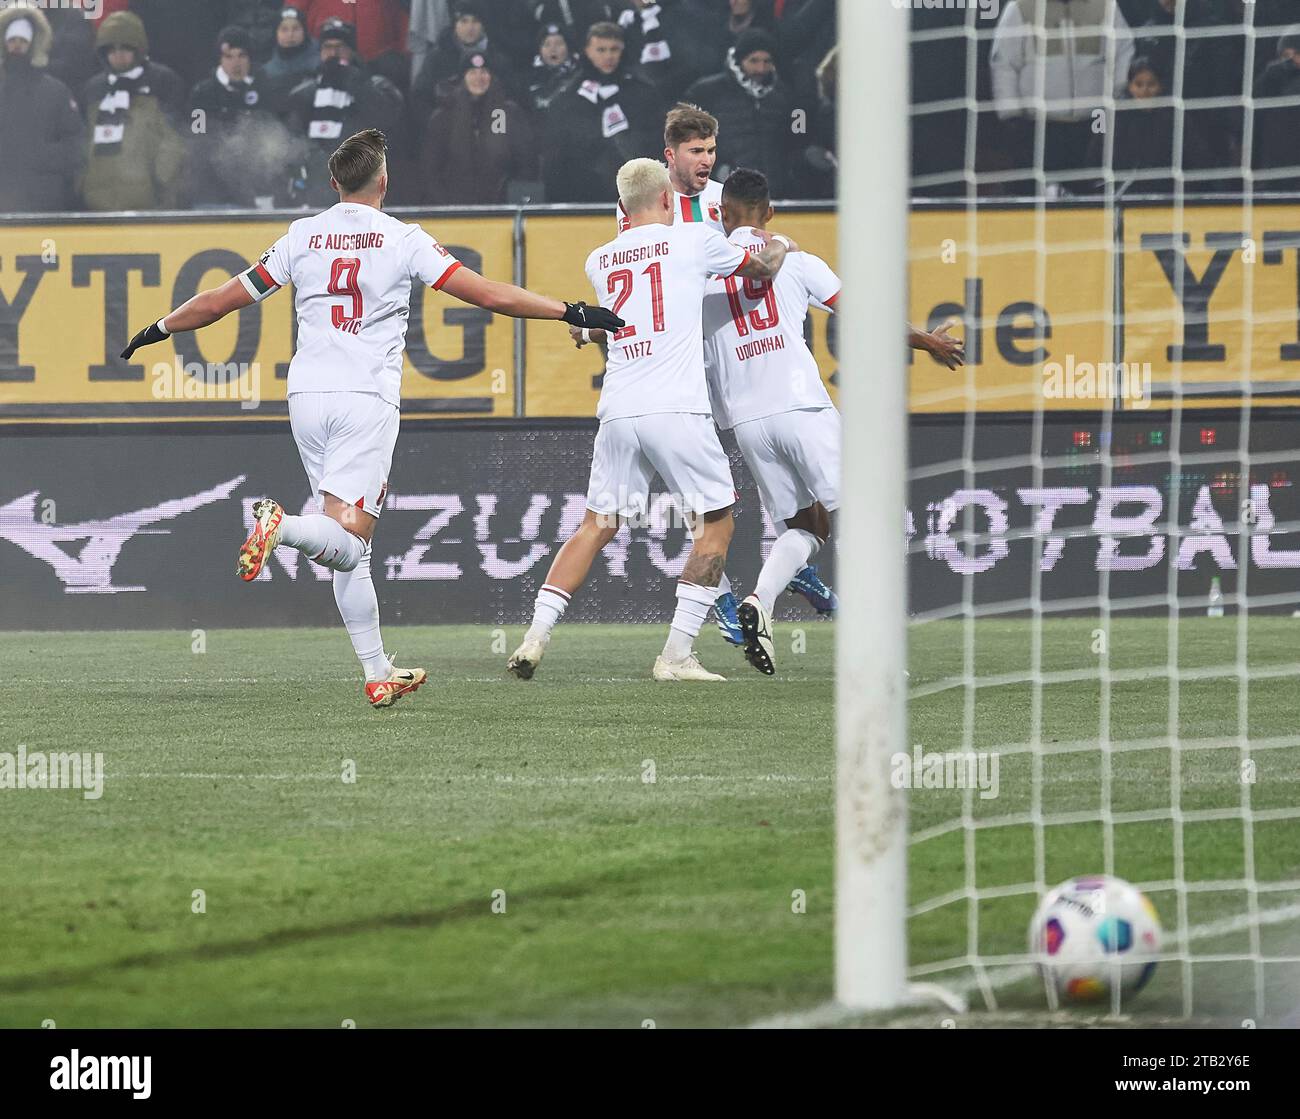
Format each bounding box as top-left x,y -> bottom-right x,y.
652,653 -> 726,681
737,594 -> 776,676
507,636 -> 547,679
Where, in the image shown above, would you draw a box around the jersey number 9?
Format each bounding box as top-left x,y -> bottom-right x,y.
329,257 -> 364,334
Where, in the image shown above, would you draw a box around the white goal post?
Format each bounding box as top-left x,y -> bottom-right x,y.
834,0 -> 911,1009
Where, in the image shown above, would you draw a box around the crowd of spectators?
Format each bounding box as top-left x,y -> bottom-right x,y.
0,0 -> 837,213
5,0 -> 1299,214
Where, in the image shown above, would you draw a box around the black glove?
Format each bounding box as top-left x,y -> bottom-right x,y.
562,301 -> 624,333
121,320 -> 170,361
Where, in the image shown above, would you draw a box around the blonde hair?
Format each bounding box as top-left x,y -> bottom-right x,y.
616,158 -> 671,217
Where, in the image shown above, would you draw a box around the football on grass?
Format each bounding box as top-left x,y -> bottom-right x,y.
1028,874 -> 1162,1004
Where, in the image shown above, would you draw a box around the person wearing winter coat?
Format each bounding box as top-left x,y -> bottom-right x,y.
990,0 -> 1135,186
527,22 -> 576,112
0,7 -> 85,213
80,10 -> 187,211
1087,56 -> 1212,196
285,18 -> 405,206
413,1 -> 518,116
681,29 -> 802,197
189,25 -> 294,207
262,6 -> 322,95
1252,30 -> 1300,193
420,51 -> 537,204
541,20 -> 664,203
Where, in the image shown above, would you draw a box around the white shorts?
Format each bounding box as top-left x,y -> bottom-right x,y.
586,412 -> 737,520
288,391 -> 398,518
733,406 -> 840,524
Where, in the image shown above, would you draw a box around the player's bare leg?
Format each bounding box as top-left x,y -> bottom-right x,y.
655,506 -> 733,681
239,493 -> 423,708
509,508 -> 621,678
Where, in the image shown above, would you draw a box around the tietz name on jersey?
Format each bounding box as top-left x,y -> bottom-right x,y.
585,222 -> 749,423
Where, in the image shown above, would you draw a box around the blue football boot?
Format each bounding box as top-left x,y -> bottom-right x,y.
714,590 -> 744,645
788,565 -> 837,614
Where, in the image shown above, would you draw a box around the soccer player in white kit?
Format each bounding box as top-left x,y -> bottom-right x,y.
612,103 -> 838,641
507,157 -> 796,682
701,168 -> 964,676
616,103 -> 725,236
121,129 -> 623,708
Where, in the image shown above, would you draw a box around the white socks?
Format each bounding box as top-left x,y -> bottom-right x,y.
279,513 -> 365,572
275,513 -> 383,681
663,581 -> 716,661
525,584 -> 570,643
755,529 -> 820,613
716,572 -> 732,598
332,542 -> 391,682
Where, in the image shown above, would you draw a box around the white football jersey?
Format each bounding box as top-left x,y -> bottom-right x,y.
586,221 -> 750,422
239,202 -> 462,406
701,226 -> 841,430
616,177 -> 723,233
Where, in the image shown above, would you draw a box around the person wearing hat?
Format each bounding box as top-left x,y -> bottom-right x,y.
286,18 -> 405,206
262,6 -> 320,91
414,1 -> 519,118
528,22 -> 576,112
302,0 -> 410,64
80,9 -> 187,211
189,25 -> 293,207
682,28 -> 803,198
420,50 -> 537,204
84,8 -> 186,125
541,20 -> 664,203
0,5 -> 85,213
224,0 -> 293,64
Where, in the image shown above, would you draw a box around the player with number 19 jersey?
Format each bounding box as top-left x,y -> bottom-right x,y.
701,225 -> 840,433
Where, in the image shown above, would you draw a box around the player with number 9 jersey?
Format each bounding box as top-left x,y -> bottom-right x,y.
245,203 -> 462,406
118,128 -> 623,708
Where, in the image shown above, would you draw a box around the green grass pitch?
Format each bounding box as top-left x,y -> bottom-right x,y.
1,618 -> 1297,1028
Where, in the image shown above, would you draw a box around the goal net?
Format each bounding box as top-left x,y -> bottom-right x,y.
840,0 -> 1300,1024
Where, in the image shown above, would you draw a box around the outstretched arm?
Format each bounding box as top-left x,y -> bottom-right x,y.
121,276 -> 256,359
440,265 -> 623,331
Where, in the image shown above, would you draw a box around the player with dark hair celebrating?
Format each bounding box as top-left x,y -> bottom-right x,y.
701,168 -> 962,675
122,129 -> 622,708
